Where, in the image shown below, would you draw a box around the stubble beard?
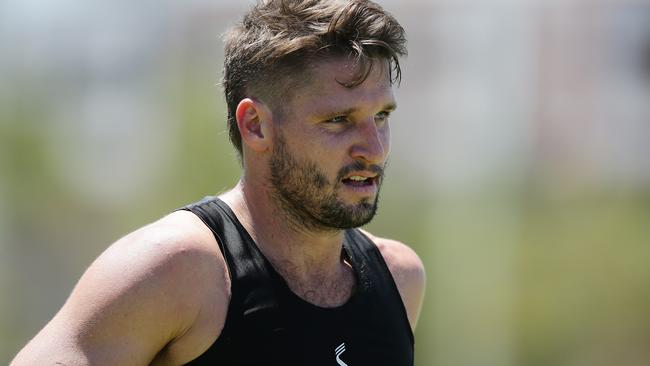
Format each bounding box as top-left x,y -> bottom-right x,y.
269,132 -> 384,233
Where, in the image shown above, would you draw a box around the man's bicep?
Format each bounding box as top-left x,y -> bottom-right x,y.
11,283 -> 169,365
11,226 -> 211,366
10,304 -> 166,366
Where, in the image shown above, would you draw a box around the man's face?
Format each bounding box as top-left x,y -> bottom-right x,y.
268,57 -> 396,232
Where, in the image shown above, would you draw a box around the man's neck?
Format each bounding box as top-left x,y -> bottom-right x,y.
219,180 -> 348,283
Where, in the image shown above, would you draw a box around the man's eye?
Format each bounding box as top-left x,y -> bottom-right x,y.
326,115 -> 349,123
375,111 -> 391,123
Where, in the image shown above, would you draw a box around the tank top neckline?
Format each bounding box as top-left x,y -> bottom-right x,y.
211,197 -> 366,312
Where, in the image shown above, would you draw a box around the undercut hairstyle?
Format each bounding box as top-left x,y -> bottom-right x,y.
222,0 -> 407,156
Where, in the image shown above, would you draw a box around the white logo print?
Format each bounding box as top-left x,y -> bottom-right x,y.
335,342 -> 348,366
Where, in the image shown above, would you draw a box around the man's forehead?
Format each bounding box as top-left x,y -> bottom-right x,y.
268,56 -> 395,117
291,61 -> 397,116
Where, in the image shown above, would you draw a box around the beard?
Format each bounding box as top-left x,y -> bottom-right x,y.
269,132 -> 384,232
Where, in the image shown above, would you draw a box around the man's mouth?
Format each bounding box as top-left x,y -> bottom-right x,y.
337,162 -> 384,189
342,175 -> 377,187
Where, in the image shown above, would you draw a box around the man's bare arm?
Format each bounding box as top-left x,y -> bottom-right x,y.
11,211 -> 229,366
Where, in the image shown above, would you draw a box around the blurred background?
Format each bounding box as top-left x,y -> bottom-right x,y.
1,0 -> 650,364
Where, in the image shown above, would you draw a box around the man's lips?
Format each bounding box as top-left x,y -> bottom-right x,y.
342,171 -> 378,180
336,161 -> 384,189
337,162 -> 384,182
341,173 -> 379,187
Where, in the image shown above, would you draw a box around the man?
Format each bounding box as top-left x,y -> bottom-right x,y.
11,0 -> 425,364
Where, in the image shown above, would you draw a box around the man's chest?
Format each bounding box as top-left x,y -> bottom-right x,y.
209,299 -> 414,366
277,266 -> 357,308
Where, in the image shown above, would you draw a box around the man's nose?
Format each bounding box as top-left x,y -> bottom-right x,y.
349,118 -> 389,164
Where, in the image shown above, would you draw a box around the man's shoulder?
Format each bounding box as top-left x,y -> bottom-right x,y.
103,209 -> 225,283
95,208 -> 230,323
94,209 -> 229,354
107,209 -> 230,319
132,209 -> 219,257
359,229 -> 426,329
359,229 -> 424,277
111,209 -> 230,362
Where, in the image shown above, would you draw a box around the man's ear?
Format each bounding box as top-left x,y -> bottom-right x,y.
236,98 -> 273,153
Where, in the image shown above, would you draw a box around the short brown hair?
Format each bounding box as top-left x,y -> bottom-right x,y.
222,0 -> 407,156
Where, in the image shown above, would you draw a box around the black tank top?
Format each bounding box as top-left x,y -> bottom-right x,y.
181,197 -> 414,365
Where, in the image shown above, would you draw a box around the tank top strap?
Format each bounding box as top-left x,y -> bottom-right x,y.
343,229 -> 415,345
179,196 -> 281,312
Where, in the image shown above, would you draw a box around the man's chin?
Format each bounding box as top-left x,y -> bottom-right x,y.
328,202 -> 378,229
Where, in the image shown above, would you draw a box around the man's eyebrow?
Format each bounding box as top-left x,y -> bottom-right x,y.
383,102 -> 397,112
325,103 -> 397,116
